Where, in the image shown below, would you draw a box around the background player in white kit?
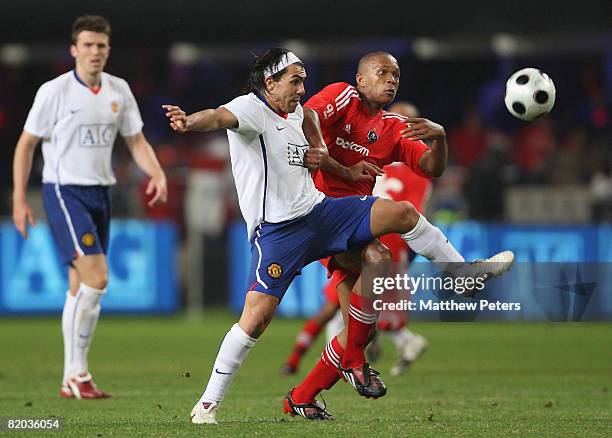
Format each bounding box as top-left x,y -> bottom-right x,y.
163,48 -> 513,424
12,15 -> 167,399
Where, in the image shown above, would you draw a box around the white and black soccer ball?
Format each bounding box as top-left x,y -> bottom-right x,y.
504,68 -> 556,121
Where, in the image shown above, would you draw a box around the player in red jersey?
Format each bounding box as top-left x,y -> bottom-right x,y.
369,166 -> 430,375
283,52 -> 514,420
281,102 -> 431,377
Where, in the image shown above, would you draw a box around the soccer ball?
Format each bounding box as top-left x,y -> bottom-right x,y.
504,68 -> 556,121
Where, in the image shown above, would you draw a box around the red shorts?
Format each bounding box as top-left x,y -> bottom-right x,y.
319,258 -> 354,305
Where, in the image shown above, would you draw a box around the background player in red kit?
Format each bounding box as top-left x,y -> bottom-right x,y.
284,52 -> 514,419
281,102 -> 431,377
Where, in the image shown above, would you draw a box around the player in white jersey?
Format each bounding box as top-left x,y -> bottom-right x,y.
163,48 -> 513,424
12,15 -> 167,399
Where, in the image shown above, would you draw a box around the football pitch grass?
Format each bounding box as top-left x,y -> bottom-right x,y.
1,312 -> 610,437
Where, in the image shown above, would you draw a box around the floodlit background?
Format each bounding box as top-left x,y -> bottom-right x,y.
0,2 -> 610,435
0,0 -> 610,315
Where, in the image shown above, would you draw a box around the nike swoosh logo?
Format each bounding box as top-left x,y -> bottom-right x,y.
276,126 -> 285,131
360,196 -> 367,201
215,368 -> 232,375
70,109 -> 81,114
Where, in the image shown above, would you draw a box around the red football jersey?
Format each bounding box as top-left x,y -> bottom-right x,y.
305,82 -> 430,197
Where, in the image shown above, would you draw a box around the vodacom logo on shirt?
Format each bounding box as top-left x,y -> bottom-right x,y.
335,137 -> 370,156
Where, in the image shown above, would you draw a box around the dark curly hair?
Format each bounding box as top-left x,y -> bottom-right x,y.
247,48 -> 304,95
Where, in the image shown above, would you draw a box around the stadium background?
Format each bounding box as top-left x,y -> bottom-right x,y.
0,0 -> 610,316
0,1 -> 611,436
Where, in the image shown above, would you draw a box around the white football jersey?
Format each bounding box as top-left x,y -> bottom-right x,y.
24,70 -> 143,185
222,93 -> 325,239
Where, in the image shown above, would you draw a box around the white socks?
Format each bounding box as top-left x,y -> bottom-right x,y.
61,283 -> 106,384
401,214 -> 465,270
61,291 -> 77,385
201,323 -> 257,404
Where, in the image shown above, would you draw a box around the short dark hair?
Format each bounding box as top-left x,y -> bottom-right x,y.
357,51 -> 395,74
247,48 -> 304,95
71,15 -> 111,44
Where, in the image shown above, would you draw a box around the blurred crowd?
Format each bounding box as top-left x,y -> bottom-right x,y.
1,46 -> 610,231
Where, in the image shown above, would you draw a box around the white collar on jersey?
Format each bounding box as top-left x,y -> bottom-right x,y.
263,52 -> 302,78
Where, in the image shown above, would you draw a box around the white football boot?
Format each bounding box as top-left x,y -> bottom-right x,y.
462,250 -> 515,297
190,401 -> 219,425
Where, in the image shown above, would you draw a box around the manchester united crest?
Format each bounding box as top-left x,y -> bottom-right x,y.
367,130 -> 378,143
81,232 -> 96,247
267,263 -> 282,279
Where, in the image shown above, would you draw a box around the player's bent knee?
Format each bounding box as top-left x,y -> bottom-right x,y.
81,271 -> 109,290
73,255 -> 109,290
393,201 -> 419,232
239,312 -> 273,339
92,270 -> 109,289
240,291 -> 279,338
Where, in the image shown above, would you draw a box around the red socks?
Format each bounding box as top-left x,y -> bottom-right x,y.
291,337 -> 344,403
341,292 -> 377,369
285,319 -> 322,370
291,292 -> 378,403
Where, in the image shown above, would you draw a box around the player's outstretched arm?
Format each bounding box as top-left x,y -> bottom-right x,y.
12,130 -> 39,239
123,132 -> 168,207
401,117 -> 448,177
303,108 -> 383,181
162,105 -> 238,133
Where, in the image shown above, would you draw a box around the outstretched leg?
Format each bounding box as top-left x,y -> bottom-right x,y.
370,199 -> 514,288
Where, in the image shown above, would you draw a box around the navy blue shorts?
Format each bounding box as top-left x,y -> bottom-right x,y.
42,184 -> 111,264
246,195 -> 377,299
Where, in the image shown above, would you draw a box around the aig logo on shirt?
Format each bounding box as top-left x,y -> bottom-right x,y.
80,124 -> 114,148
